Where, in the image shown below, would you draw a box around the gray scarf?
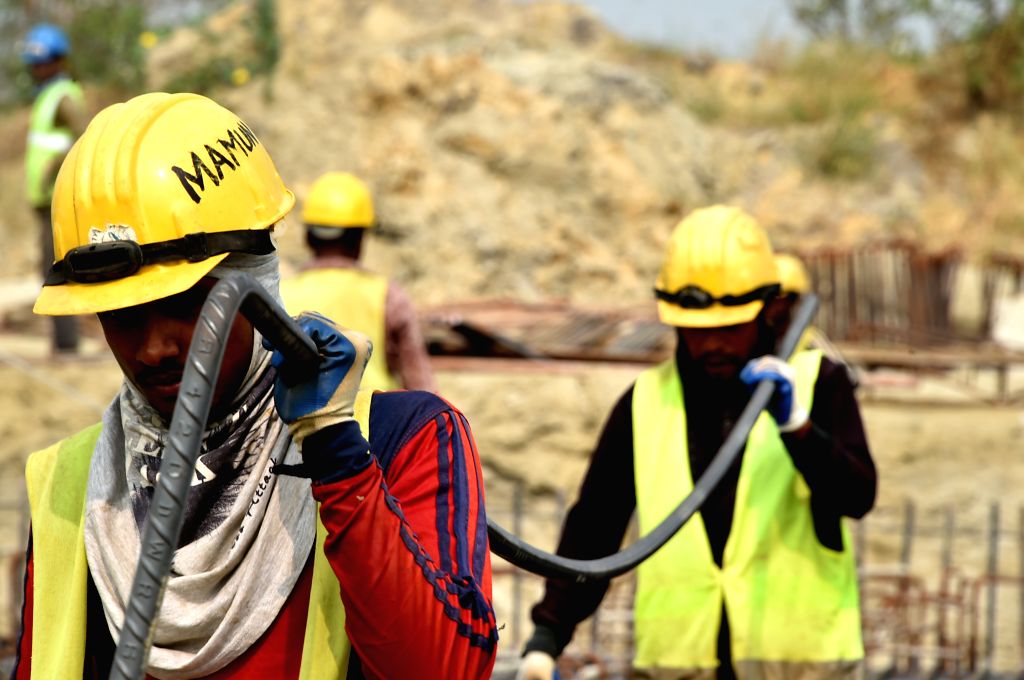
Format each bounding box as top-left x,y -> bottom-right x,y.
83,253 -> 316,678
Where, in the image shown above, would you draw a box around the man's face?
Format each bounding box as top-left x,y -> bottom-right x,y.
677,319 -> 761,381
98,277 -> 254,422
763,294 -> 797,340
28,59 -> 62,85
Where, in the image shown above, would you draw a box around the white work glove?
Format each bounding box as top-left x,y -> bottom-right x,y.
739,355 -> 809,433
516,650 -> 557,680
264,312 -> 372,445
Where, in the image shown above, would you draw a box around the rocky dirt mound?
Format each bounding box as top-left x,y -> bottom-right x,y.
146,0 -> 962,307
0,0 -> 1004,305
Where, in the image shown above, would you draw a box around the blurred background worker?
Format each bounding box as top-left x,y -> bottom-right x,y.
518,206 -> 877,680
773,253 -> 812,343
774,252 -> 859,387
23,23 -> 87,355
281,171 -> 437,392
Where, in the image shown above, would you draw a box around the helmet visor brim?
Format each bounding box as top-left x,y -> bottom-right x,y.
33,254 -> 229,316
657,299 -> 765,328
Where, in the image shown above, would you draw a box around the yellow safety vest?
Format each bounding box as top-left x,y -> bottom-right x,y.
631,350 -> 862,676
25,77 -> 83,207
282,268 -> 398,391
23,392 -> 376,679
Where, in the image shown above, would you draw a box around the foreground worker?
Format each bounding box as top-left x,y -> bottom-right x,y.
281,172 -> 437,392
23,23 -> 88,354
16,93 -> 496,679
519,206 -> 876,679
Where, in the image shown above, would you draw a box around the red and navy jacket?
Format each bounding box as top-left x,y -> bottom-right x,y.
15,391 -> 498,679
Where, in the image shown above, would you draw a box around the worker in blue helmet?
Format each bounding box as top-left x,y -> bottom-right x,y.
23,23 -> 89,355
22,24 -> 70,65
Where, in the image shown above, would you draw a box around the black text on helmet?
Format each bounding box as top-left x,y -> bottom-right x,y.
170,121 -> 260,204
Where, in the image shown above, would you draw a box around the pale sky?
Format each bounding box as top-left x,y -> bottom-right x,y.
575,0 -> 807,57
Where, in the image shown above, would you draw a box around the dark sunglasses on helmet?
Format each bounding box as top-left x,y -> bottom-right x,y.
43,229 -> 275,286
653,283 -> 780,309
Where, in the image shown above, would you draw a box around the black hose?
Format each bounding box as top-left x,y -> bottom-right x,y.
111,272 -> 816,676
109,275 -> 318,680
485,294 -> 819,581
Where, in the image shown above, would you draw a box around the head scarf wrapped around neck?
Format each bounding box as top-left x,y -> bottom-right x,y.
83,252 -> 316,679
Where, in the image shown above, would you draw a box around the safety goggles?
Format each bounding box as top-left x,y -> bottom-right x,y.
44,229 -> 275,285
653,283 -> 780,309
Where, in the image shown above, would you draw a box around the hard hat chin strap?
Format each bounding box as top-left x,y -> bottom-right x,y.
43,229 -> 275,286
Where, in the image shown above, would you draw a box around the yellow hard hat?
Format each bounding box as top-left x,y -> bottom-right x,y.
775,253 -> 810,296
34,92 -> 294,316
655,205 -> 779,328
301,172 -> 375,229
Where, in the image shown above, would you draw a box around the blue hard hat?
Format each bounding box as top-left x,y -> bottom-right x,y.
22,24 -> 70,65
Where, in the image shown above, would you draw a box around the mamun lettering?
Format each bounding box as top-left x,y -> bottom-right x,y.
171,121 -> 260,204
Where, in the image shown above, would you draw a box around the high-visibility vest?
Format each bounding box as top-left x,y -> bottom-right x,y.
25,76 -> 83,207
23,391 -> 376,679
631,350 -> 863,676
282,268 -> 398,391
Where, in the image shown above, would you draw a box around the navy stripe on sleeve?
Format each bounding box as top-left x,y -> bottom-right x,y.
375,462 -> 499,651
459,413 -> 489,583
449,414 -> 472,577
434,413 -> 453,574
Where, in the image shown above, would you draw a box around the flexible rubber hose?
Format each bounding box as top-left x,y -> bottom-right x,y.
486,294 -> 819,581
109,274 -> 319,680
112,273 -> 816,676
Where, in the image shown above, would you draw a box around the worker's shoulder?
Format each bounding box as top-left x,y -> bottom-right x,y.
810,352 -> 839,377
811,353 -> 857,394
26,421 -> 102,480
28,421 -> 102,460
293,263 -> 385,281
367,391 -> 463,468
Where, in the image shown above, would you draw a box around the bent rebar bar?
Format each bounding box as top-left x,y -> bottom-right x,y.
109,275 -> 318,680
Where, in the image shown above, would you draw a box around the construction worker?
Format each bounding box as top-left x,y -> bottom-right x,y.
23,23 -> 88,354
281,172 -> 437,392
767,253 -> 814,351
16,93 -> 496,678
519,206 -> 876,679
773,252 -> 859,387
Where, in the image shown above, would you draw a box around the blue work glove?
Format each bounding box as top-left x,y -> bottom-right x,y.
739,355 -> 809,433
263,312 -> 372,445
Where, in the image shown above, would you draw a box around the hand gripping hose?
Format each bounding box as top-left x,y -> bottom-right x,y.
486,292 -> 819,582
111,272 -> 817,678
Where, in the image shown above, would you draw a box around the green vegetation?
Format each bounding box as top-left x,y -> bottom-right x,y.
250,0 -> 279,100
802,115 -> 880,180
165,0 -> 279,99
782,44 -> 885,123
0,0 -> 279,108
67,1 -> 146,94
620,1 -> 1024,185
0,0 -> 151,107
686,88 -> 726,123
788,0 -> 1024,113
162,53 -> 241,96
